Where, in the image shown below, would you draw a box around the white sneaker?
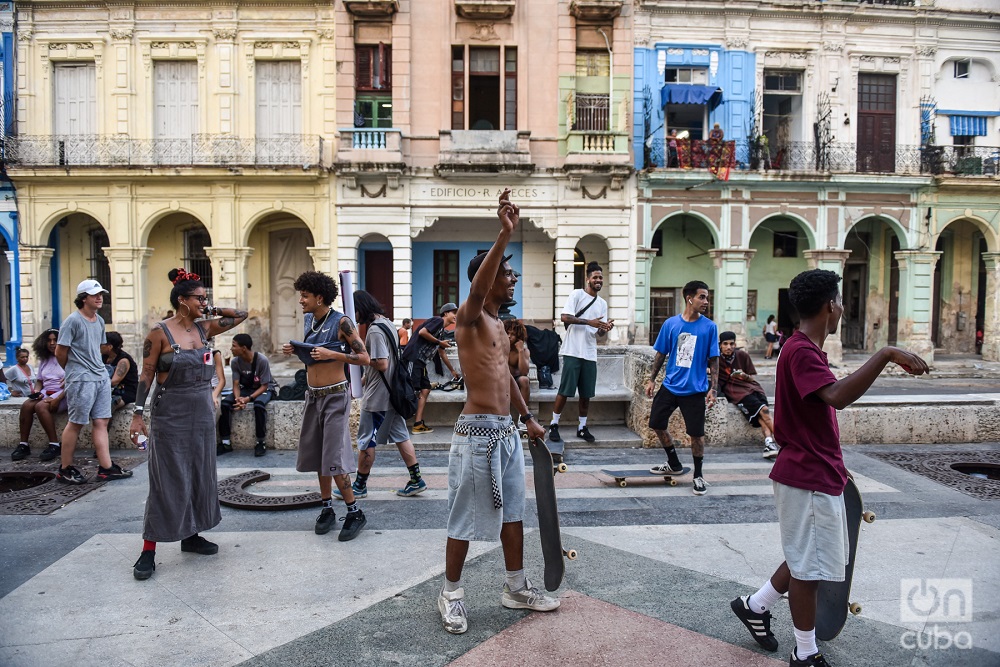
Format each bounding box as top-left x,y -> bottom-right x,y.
501,579 -> 560,612
438,587 -> 468,634
650,461 -> 685,475
692,477 -> 709,495
762,439 -> 780,459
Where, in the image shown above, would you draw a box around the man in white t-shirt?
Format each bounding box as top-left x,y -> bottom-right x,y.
547,261 -> 613,447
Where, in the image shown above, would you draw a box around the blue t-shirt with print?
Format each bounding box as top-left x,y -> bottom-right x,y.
653,314 -> 720,396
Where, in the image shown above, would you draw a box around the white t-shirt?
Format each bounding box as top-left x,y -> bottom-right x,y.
560,289 -> 608,362
765,321 -> 778,336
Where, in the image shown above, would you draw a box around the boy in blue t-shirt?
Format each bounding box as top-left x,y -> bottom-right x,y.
643,280 -> 720,495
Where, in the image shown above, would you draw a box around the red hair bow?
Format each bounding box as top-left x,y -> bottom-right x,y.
172,268 -> 201,285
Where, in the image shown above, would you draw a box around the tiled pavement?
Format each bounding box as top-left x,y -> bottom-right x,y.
1,444 -> 998,667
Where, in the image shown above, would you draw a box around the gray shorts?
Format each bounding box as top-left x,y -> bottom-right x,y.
296,389 -> 356,477
358,408 -> 410,450
66,378 -> 112,425
447,414 -> 525,542
773,481 -> 849,582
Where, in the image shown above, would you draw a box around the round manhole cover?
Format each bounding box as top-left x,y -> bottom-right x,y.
0,471 -> 57,493
950,463 -> 1000,481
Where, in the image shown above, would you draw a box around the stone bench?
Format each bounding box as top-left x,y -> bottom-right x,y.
420,347 -> 632,426
0,398 -> 138,450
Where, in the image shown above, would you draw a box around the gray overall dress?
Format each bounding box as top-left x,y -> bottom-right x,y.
142,322 -> 222,542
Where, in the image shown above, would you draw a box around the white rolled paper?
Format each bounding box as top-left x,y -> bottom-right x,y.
339,270 -> 364,399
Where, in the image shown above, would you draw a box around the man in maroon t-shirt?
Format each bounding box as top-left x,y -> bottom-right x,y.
729,269 -> 927,667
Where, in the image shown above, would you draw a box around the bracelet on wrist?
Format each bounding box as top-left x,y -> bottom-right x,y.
133,407 -> 144,416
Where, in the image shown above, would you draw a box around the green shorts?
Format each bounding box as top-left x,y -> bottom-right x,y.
557,355 -> 597,399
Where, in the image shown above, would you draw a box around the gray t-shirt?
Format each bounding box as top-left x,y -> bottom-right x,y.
57,310 -> 107,382
4,364 -> 35,396
231,353 -> 277,395
362,316 -> 395,412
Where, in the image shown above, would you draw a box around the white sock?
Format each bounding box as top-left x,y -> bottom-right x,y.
550,413 -> 561,425
49,442 -> 59,446
20,441 -> 27,446
444,578 -> 461,593
505,569 -> 527,592
222,439 -> 231,445
748,580 -> 782,613
794,627 -> 818,659
578,416 -> 587,428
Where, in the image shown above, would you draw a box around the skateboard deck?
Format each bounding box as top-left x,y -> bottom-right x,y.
601,467 -> 692,487
529,437 -> 576,591
815,476 -> 875,641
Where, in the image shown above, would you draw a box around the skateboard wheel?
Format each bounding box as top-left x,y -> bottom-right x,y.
564,549 -> 577,560
863,511 -> 876,523
556,463 -> 568,474
850,602 -> 862,615
668,478 -> 677,486
618,481 -> 627,487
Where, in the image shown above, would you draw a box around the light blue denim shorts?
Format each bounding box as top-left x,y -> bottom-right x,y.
446,414 -> 525,541
773,481 -> 849,582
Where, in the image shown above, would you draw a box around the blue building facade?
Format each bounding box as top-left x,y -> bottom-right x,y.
633,43 -> 755,170
0,1 -> 21,364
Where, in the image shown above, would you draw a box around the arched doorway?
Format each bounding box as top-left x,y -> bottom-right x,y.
649,214 -> 717,343
748,215 -> 814,342
0,235 -> 12,347
146,213 -> 212,328
933,219 -> 989,354
246,214 -> 315,352
842,217 -> 907,351
359,234 -> 394,320
554,236 -> 611,323
48,213 -> 112,325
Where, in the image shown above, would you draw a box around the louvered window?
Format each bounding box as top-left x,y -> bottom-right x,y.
356,44 -> 392,92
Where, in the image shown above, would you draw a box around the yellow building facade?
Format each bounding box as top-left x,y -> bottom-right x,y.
9,1 -> 339,351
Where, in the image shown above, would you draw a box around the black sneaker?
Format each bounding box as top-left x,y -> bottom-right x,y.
217,442 -> 233,456
790,649 -> 832,667
548,423 -> 561,443
254,441 -> 266,457
315,507 -> 336,535
338,509 -> 367,542
730,595 -> 779,652
95,463 -> 133,481
133,549 -> 156,580
576,425 -> 596,443
56,465 -> 86,485
39,444 -> 61,462
11,443 -> 30,461
181,534 -> 219,555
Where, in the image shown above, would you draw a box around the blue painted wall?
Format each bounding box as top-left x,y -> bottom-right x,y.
0,6 -> 21,362
411,242 -> 523,320
633,43 -> 755,170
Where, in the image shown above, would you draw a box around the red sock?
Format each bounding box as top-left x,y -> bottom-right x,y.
143,540 -> 156,552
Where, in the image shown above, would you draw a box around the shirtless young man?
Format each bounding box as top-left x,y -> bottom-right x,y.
282,271 -> 371,542
438,190 -> 558,635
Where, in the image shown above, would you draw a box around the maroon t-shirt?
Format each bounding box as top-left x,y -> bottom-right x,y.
770,331 -> 848,496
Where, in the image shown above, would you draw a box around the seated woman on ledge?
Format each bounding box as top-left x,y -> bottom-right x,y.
505,318 -> 530,409
11,329 -> 67,462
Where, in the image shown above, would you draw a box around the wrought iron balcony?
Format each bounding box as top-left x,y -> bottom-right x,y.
643,139 -> 999,178
3,134 -> 325,168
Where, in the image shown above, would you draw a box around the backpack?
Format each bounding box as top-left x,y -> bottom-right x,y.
278,369 -> 308,401
373,321 -> 419,420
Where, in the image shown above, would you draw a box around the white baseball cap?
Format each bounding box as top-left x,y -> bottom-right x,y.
77,279 -> 108,295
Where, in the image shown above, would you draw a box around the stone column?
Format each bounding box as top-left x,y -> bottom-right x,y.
553,236 -> 577,326
709,248 -> 757,350
18,246 -> 55,341
204,246 -> 254,308
894,250 -> 942,362
307,246 -> 334,276
804,249 -> 853,364
979,253 -> 1000,362
633,247 -> 657,345
389,235 -> 413,323
102,246 -> 153,352
606,238 -> 630,344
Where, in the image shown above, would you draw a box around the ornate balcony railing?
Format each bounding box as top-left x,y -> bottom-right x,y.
644,139 -> 999,177
3,134 -> 325,168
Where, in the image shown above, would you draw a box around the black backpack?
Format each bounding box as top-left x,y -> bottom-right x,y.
278,369 -> 308,401
373,321 -> 419,420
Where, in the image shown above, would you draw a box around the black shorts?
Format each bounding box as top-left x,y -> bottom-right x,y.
736,391 -> 769,428
408,360 -> 432,392
648,387 -> 707,438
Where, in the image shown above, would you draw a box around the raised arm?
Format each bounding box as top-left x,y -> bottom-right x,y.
459,188 -> 517,326
204,307 -> 249,337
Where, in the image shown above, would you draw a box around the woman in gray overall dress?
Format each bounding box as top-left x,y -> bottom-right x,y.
129,268 -> 248,580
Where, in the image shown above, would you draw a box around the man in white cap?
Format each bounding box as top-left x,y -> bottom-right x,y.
49,279 -> 133,484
